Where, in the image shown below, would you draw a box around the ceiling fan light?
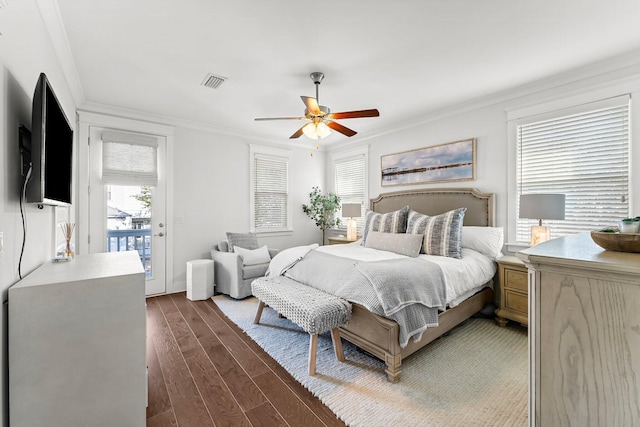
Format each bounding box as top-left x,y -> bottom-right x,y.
302,122 -> 331,140
316,122 -> 331,139
302,123 -> 320,139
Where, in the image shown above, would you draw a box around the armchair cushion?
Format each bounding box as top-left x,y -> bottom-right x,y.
226,232 -> 258,252
242,263 -> 270,280
234,245 -> 271,266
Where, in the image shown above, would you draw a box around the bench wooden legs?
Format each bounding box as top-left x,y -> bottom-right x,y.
308,328 -> 345,375
253,300 -> 284,323
309,334 -> 318,375
253,300 -> 265,324
253,299 -> 346,376
331,329 -> 345,362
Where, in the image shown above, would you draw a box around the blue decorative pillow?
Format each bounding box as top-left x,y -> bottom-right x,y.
361,206 -> 409,245
406,208 -> 467,258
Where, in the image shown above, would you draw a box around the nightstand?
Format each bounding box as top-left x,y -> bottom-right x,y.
495,255 -> 528,327
328,236 -> 356,245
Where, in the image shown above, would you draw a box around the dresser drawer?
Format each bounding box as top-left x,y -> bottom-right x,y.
505,290 -> 528,314
505,268 -> 528,293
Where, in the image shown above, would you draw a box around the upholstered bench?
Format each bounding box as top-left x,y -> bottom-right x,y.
251,277 -> 352,375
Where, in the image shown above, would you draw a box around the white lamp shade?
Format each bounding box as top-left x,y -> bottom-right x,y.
519,194 -> 565,220
342,203 -> 361,218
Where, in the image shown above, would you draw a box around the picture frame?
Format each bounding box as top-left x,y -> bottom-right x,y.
381,138 -> 476,186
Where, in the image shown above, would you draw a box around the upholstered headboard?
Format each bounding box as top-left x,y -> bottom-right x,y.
370,188 -> 495,227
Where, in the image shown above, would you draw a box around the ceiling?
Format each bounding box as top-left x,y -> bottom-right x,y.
53,0 -> 640,145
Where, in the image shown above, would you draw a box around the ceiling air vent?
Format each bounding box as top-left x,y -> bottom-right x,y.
201,73 -> 227,89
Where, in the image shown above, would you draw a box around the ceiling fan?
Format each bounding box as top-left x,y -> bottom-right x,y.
254,72 -> 379,140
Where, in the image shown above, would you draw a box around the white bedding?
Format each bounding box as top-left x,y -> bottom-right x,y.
316,240 -> 496,308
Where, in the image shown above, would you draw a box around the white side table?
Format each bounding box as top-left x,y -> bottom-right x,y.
186,259 -> 214,301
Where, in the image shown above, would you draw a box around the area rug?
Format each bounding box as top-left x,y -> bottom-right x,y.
213,295 -> 528,427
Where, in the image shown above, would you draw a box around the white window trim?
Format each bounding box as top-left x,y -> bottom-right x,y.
249,144 -> 293,234
506,91 -> 633,251
329,145 -> 369,231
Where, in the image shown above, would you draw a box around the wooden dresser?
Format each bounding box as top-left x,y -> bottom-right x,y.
518,233 -> 640,427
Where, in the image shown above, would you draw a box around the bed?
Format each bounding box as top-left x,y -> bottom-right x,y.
272,188 -> 498,382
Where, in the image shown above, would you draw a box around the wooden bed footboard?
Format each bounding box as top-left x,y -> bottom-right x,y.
339,287 -> 494,382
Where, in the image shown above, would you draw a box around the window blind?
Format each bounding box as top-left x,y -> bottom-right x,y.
516,97 -> 630,244
101,130 -> 159,186
335,154 -> 366,230
253,154 -> 289,231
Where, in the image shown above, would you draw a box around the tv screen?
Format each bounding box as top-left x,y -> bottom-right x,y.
27,73 -> 74,206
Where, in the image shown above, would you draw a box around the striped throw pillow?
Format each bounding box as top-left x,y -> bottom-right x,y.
406,208 -> 467,258
361,206 -> 409,245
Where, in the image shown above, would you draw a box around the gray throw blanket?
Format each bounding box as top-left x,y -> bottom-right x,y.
279,250 -> 447,347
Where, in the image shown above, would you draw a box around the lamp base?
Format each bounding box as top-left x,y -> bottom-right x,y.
530,225 -> 550,246
347,218 -> 357,241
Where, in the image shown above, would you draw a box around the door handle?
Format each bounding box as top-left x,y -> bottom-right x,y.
154,232 -> 165,237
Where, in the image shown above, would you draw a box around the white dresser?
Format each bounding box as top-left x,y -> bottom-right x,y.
518,233 -> 640,427
9,251 -> 147,427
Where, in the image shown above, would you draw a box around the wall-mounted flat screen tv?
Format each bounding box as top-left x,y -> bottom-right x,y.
26,73 -> 74,206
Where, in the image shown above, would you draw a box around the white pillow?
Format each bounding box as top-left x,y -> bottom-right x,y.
364,231 -> 423,257
461,226 -> 504,259
234,245 -> 271,266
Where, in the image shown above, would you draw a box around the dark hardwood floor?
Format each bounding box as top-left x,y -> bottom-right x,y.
145,292 -> 346,427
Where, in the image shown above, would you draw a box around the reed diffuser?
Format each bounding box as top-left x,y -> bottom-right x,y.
60,222 -> 76,258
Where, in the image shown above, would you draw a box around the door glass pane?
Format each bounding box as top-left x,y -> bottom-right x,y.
106,185 -> 153,278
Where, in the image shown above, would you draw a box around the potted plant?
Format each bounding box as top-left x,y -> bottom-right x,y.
302,186 -> 341,245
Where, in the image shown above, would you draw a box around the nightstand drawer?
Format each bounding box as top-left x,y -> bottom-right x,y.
505,290 -> 528,314
496,256 -> 529,327
505,268 -> 528,292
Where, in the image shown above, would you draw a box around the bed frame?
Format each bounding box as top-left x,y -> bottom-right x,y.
338,188 -> 496,382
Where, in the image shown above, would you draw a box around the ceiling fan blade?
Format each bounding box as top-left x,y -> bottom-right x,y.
326,120 -> 357,137
254,116 -> 306,121
329,109 -> 380,120
289,125 -> 306,139
301,96 -> 321,115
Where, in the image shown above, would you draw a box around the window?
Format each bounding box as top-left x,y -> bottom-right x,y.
515,96 -> 630,244
101,130 -> 159,186
250,145 -> 292,233
332,148 -> 368,230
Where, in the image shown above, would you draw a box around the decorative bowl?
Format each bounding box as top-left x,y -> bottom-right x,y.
590,229 -> 640,253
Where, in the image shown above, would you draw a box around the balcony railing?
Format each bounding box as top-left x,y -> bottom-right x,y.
107,229 -> 151,277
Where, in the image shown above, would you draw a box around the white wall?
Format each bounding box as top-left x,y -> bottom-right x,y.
352,54 -> 640,251
367,105 -> 507,225
0,1 -> 78,425
170,126 -> 325,290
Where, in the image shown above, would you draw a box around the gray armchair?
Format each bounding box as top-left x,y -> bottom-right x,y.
211,237 -> 278,299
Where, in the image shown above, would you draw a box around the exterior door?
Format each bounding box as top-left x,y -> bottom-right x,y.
87,125 -> 167,295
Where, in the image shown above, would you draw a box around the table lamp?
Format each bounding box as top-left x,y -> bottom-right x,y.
342,203 -> 362,241
519,194 -> 565,246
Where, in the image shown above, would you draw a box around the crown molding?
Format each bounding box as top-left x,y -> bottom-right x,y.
78,101 -> 330,152
74,43 -> 640,156
363,48 -> 640,140
34,0 -> 85,106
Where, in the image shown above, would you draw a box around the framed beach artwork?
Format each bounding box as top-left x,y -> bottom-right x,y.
381,138 -> 476,186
